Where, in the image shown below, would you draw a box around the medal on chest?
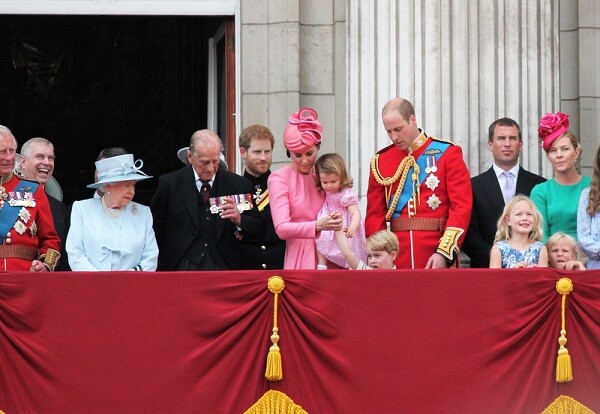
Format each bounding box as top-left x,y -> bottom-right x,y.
0,186 -> 7,209
423,155 -> 442,210
253,185 -> 270,212
8,191 -> 36,207
209,193 -> 254,214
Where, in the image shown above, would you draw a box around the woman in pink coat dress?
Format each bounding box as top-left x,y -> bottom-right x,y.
268,108 -> 343,269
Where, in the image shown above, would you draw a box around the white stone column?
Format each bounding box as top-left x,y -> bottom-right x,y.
348,0 -> 560,203
240,0 -> 345,170
560,0 -> 600,177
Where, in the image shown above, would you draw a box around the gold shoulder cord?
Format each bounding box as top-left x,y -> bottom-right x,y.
370,154 -> 418,221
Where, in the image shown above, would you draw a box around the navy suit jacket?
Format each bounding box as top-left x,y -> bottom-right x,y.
150,165 -> 262,271
462,166 -> 546,268
48,194 -> 70,271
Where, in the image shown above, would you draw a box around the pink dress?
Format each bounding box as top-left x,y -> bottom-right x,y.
316,188 -> 367,268
268,165 -> 325,269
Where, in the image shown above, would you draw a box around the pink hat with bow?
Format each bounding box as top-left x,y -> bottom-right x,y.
283,107 -> 323,153
538,112 -> 570,152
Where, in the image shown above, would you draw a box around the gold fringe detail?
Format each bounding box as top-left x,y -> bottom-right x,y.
244,390 -> 307,414
265,276 -> 285,381
541,395 -> 595,414
555,278 -> 574,383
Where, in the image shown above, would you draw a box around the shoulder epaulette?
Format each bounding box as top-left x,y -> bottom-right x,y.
375,143 -> 396,155
14,171 -> 40,184
430,136 -> 456,146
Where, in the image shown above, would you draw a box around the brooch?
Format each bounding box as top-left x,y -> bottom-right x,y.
29,221 -> 37,237
425,173 -> 440,191
427,194 -> 441,210
18,207 -> 31,223
13,221 -> 26,235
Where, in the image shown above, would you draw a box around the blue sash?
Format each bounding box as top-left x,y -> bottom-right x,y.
0,179 -> 40,242
391,140 -> 450,219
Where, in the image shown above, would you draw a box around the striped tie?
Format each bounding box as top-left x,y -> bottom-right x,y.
502,171 -> 515,203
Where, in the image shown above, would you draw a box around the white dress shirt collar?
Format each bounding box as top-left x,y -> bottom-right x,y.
492,164 -> 520,180
193,168 -> 215,191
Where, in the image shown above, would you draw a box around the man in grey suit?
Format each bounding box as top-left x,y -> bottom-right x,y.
462,118 -> 546,268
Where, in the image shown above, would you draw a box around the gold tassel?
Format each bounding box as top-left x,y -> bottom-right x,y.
555,278 -> 573,383
265,276 -> 285,381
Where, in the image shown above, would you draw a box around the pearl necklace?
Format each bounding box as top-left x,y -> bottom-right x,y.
101,196 -> 124,219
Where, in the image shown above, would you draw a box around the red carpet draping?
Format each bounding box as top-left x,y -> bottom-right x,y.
0,269 -> 599,413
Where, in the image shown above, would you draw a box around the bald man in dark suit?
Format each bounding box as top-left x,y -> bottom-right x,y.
150,130 -> 263,271
462,118 -> 546,268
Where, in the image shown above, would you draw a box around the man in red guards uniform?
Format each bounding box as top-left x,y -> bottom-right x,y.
0,126 -> 60,271
366,98 -> 472,269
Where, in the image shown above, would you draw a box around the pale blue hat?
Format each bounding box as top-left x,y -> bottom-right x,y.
87,154 -> 151,189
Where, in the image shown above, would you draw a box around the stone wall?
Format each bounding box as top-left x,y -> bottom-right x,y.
240,0 -> 346,170
240,0 -> 600,187
560,0 -> 600,177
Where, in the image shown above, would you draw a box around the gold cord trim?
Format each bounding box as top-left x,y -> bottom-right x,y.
555,278 -> 573,382
370,154 -> 419,221
265,276 -> 285,381
244,390 -> 307,414
541,395 -> 595,414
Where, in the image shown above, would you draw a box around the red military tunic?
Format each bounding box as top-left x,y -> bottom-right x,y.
0,174 -> 60,271
366,131 -> 472,269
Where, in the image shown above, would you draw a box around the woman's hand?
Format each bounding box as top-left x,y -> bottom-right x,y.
316,211 -> 343,232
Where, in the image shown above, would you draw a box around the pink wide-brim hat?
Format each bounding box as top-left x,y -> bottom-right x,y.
538,112 -> 570,152
283,107 -> 323,153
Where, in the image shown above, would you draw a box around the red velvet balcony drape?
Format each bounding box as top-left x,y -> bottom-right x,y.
0,269 -> 598,413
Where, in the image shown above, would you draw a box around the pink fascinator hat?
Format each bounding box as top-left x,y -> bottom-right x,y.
538,112 -> 570,152
283,107 -> 323,153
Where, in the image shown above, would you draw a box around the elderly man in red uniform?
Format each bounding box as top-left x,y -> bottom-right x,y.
0,125 -> 60,271
366,98 -> 472,269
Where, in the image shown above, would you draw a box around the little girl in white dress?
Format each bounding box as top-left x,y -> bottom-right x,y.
314,153 -> 367,269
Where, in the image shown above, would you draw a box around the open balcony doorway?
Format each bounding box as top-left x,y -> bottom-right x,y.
0,14 -> 235,206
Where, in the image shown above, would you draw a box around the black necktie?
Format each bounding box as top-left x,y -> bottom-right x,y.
200,180 -> 211,203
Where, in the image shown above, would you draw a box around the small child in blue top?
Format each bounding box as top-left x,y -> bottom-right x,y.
490,195 -> 548,268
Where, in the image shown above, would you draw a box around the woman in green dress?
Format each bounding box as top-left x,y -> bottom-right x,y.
531,112 -> 590,242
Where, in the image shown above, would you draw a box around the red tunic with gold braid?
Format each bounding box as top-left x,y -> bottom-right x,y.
366,131 -> 472,269
0,174 -> 60,271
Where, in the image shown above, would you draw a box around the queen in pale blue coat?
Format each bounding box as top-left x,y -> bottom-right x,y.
66,154 -> 158,271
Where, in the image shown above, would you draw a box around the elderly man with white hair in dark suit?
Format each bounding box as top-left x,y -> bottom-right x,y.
151,129 -> 263,271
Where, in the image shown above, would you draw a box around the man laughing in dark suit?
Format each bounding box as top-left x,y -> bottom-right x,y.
462,118 -> 546,268
150,129 -> 262,271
